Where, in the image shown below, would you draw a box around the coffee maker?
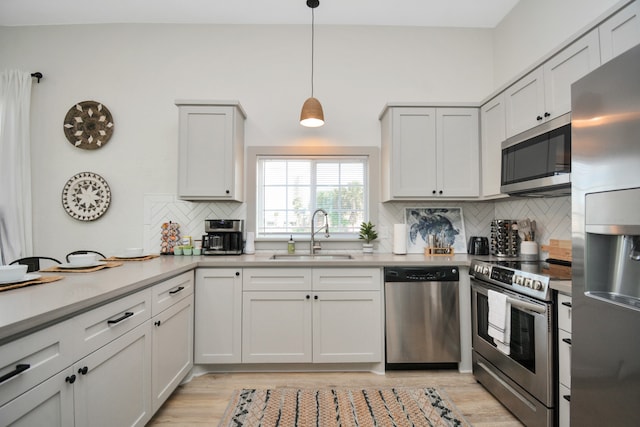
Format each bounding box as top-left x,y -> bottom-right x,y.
202,219 -> 244,255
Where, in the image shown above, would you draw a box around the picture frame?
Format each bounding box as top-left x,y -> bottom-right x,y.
404,207 -> 467,254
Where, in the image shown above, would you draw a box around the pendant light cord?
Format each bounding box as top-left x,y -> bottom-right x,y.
310,7 -> 315,98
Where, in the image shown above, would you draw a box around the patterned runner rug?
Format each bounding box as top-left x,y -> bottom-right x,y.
219,387 -> 470,426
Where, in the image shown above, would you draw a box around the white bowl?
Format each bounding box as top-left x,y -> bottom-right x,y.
68,253 -> 97,266
123,247 -> 144,257
0,265 -> 28,281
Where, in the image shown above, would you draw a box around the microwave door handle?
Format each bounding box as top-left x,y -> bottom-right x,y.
506,297 -> 546,314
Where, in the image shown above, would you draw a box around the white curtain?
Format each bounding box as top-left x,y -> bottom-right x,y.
0,70 -> 33,264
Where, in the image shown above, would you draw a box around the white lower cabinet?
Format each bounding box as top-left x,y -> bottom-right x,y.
241,268 -> 382,364
0,272 -> 194,426
194,269 -> 242,364
557,292 -> 572,427
74,322 -> 152,427
0,368 -> 74,427
151,292 -> 193,412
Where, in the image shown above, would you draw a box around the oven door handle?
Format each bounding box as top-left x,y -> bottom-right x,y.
507,296 -> 546,314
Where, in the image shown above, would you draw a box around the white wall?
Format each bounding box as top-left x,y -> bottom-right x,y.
492,0 -> 623,88
0,24 -> 494,259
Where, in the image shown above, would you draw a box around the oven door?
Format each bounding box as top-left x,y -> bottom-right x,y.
471,278 -> 555,406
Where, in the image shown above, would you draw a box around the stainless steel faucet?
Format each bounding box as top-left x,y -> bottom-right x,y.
310,208 -> 330,254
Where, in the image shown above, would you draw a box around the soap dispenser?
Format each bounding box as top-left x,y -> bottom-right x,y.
288,235 -> 295,254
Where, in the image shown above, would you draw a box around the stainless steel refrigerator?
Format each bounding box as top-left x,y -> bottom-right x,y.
571,43 -> 640,426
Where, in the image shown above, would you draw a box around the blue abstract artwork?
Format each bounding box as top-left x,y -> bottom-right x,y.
405,207 -> 466,254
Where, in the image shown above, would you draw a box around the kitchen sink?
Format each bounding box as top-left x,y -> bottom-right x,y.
269,254 -> 354,261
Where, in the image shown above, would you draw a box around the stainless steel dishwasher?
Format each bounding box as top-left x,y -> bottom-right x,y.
384,266 -> 460,369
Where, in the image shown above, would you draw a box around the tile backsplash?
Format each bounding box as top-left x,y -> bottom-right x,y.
144,194 -> 571,254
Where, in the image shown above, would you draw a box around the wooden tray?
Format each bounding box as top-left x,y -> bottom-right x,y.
424,247 -> 454,256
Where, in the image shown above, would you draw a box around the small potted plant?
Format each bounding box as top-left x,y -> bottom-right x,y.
359,221 -> 378,253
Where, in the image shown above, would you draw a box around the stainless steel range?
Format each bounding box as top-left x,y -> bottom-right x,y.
469,259 -> 570,427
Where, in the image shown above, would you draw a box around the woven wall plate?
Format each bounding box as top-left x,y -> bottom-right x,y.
63,100 -> 114,149
62,172 -> 111,221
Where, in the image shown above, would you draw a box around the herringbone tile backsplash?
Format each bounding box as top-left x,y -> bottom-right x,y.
143,194 -> 571,254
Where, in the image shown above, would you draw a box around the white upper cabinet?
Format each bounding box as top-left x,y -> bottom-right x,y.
480,94 -> 506,198
599,1 -> 640,64
175,100 -> 246,201
380,106 -> 479,200
505,29 -> 601,137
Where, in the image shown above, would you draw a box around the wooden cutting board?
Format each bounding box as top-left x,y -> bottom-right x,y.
541,239 -> 572,262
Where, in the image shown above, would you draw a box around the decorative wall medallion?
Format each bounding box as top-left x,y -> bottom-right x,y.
63,100 -> 114,149
62,172 -> 111,221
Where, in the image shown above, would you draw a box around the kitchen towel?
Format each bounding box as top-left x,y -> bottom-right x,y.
393,224 -> 407,254
487,289 -> 511,355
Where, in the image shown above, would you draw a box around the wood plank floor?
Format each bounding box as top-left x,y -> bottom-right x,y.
148,370 -> 523,426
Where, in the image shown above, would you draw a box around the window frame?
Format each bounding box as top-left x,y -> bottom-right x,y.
246,146 -> 379,242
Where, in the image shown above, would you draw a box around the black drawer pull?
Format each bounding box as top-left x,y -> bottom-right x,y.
561,301 -> 572,308
65,374 -> 76,384
107,311 -> 134,325
169,286 -> 185,295
78,366 -> 88,375
0,363 -> 30,383
562,338 -> 572,345
563,394 -> 571,402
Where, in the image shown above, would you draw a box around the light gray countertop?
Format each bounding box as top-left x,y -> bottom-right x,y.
0,252 -> 571,343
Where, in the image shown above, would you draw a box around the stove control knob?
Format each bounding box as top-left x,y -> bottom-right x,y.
514,275 -> 524,285
524,278 -> 533,288
483,267 -> 490,275
533,280 -> 543,290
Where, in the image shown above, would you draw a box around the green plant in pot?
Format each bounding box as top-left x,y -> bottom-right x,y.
359,221 -> 378,253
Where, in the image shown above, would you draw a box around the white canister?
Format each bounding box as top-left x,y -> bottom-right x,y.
393,224 -> 407,254
520,241 -> 539,261
245,232 -> 255,254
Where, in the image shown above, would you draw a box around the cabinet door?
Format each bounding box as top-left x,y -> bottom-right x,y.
242,291 -> 312,363
480,95 -> 506,198
177,104 -> 244,201
600,1 -> 640,64
389,107 -> 437,198
194,269 -> 242,363
559,383 -> 571,427
505,68 -> 545,137
312,291 -> 382,363
74,322 -> 152,427
0,368 -> 74,427
544,29 -> 601,119
151,294 -> 193,412
437,108 -> 480,197
558,329 -> 571,389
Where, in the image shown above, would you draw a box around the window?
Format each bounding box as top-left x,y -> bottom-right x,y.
257,156 -> 367,238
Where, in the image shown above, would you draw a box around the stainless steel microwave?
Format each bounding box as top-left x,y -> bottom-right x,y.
501,113 -> 571,197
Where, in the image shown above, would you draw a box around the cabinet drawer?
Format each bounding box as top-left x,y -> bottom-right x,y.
151,271 -> 194,315
74,288 -> 151,358
0,319 -> 75,407
558,293 -> 572,333
559,383 -> 571,427
558,328 -> 571,389
312,268 -> 381,291
243,268 -> 311,291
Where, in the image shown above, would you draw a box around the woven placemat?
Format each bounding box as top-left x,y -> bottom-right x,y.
219,387 -> 470,427
105,254 -> 160,262
0,275 -> 64,292
40,261 -> 124,273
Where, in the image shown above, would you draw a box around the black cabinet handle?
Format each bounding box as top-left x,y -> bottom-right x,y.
235,272 -> 240,276
544,112 -> 551,117
78,366 -> 88,375
537,115 -> 543,121
169,286 -> 184,295
314,295 -> 318,300
438,190 -> 443,195
432,190 -> 437,194
107,311 -> 134,325
562,301 -> 572,308
562,338 -> 572,345
306,295 -> 310,299
563,394 -> 571,402
65,374 -> 76,384
225,190 -> 230,194
154,320 -> 162,327
0,363 -> 30,383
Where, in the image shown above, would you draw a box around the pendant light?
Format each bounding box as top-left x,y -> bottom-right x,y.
300,0 -> 325,127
